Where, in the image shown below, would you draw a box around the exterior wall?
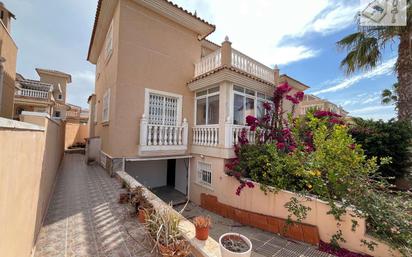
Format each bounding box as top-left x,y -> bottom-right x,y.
0,116 -> 65,257
95,0 -> 201,158
65,122 -> 88,148
0,20 -> 17,119
37,73 -> 68,104
93,1 -> 121,157
188,154 -> 398,257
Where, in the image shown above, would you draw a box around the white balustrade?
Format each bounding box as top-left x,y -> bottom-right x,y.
192,125 -> 219,146
140,115 -> 188,149
224,123 -> 256,148
194,49 -> 221,77
231,49 -> 274,83
15,89 -> 49,99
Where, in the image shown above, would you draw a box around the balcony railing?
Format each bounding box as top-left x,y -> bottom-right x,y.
194,41 -> 275,84
139,115 -> 188,152
193,125 -> 219,146
15,89 -> 49,99
225,124 -> 257,147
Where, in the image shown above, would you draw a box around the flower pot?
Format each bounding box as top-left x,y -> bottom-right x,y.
137,208 -> 146,223
195,226 -> 209,240
219,233 -> 252,257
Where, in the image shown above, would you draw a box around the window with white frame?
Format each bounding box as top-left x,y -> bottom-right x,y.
195,86 -> 219,125
105,21 -> 113,60
197,161 -> 212,187
148,92 -> 179,125
233,85 -> 272,125
102,89 -> 110,122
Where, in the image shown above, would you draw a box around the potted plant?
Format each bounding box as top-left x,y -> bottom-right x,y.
193,216 -> 211,240
119,192 -> 128,204
219,233 -> 252,257
145,209 -> 190,257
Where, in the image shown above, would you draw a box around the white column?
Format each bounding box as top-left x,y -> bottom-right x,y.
182,118 -> 188,146
140,114 -> 148,146
224,116 -> 233,148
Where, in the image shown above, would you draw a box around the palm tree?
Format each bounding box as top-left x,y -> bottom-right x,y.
381,82 -> 399,106
337,2 -> 412,121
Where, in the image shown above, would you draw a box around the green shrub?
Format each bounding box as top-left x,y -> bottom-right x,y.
349,118 -> 412,180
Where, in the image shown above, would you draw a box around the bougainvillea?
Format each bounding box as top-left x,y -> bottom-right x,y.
225,82 -> 412,256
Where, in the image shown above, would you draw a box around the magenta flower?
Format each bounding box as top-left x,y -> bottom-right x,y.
263,101 -> 272,111
275,82 -> 292,95
276,142 -> 285,150
295,91 -> 304,101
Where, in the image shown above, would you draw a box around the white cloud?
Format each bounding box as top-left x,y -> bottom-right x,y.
173,0 -> 359,66
347,105 -> 395,120
312,57 -> 396,95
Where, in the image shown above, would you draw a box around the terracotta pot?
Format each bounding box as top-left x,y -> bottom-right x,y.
137,208 -> 146,223
195,226 -> 209,240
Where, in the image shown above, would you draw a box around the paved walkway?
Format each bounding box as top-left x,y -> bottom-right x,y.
178,204 -> 332,257
34,154 -> 158,257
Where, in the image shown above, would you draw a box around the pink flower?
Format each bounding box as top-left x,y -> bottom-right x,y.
276,142 -> 285,150
288,145 -> 296,152
348,144 -> 356,150
246,181 -> 254,188
295,91 -> 304,101
246,115 -> 259,131
286,95 -> 300,105
263,102 -> 272,111
275,82 -> 292,96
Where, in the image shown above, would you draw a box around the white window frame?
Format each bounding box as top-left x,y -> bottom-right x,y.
197,161 -> 213,189
232,85 -> 271,125
144,88 -> 183,125
195,86 -> 220,125
105,20 -> 113,61
102,89 -> 110,123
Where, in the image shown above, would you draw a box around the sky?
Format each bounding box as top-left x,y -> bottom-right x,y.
6,0 -> 398,120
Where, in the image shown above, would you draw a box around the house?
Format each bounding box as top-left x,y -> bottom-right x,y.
87,0 -> 309,205
0,2 -> 17,119
14,69 -> 72,119
66,103 -> 89,124
297,94 -> 348,116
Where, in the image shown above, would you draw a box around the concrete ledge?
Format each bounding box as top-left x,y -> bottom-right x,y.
0,117 -> 44,131
116,171 -> 222,257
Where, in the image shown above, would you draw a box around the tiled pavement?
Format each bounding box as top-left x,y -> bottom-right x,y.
34,153 -> 332,257
34,154 -> 159,257
178,203 -> 334,257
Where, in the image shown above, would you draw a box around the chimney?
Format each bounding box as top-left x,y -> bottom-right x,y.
274,64 -> 280,85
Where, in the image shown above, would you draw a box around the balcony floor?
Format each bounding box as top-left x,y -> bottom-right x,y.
34,154 -> 159,257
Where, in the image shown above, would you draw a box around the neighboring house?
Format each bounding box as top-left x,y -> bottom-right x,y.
87,0 -> 309,204
14,69 -> 72,119
297,94 -> 348,117
66,103 -> 89,124
0,2 -> 17,119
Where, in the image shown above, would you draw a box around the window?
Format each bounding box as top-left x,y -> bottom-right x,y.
54,111 -> 61,118
233,86 -> 271,124
197,161 -> 212,187
102,89 -> 110,122
148,92 -> 179,125
58,94 -> 63,100
196,86 -> 219,125
105,21 -> 113,60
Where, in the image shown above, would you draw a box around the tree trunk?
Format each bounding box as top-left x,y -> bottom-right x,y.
396,27 -> 412,122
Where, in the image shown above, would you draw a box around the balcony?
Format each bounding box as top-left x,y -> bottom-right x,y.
15,88 -> 49,100
194,38 -> 276,84
138,114 -> 188,154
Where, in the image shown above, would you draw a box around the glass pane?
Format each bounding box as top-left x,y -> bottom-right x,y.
208,86 -> 219,94
245,89 -> 255,96
245,97 -> 255,119
257,92 -> 265,99
257,100 -> 265,119
196,90 -> 207,97
196,98 -> 206,125
233,85 -> 244,93
207,95 -> 219,124
233,94 -> 244,125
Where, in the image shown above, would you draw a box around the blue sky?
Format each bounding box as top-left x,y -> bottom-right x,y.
6,0 -> 398,120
